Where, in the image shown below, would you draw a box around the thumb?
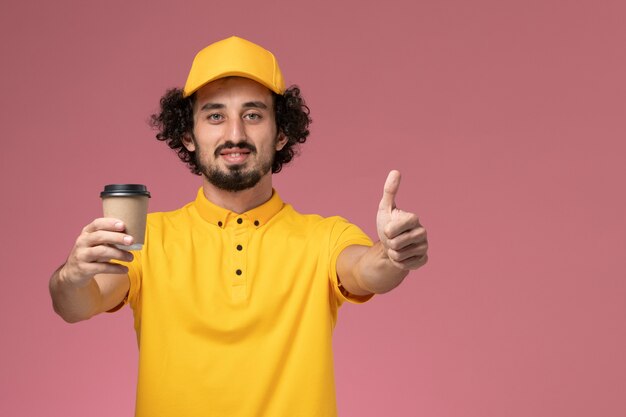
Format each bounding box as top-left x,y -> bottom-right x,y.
379,170 -> 401,212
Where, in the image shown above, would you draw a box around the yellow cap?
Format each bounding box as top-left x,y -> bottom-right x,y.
183,36 -> 285,97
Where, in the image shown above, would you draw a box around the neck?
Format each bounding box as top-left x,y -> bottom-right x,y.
200,174 -> 274,214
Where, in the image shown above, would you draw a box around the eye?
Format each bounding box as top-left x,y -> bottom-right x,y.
244,113 -> 262,121
207,113 -> 223,122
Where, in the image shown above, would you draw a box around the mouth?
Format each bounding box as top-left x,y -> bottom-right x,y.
219,147 -> 252,164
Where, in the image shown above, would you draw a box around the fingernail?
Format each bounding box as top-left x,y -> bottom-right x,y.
124,235 -> 133,244
115,222 -> 124,229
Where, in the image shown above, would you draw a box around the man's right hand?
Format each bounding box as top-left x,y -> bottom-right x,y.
59,218 -> 135,287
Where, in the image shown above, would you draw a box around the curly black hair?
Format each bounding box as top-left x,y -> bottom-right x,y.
150,85 -> 311,175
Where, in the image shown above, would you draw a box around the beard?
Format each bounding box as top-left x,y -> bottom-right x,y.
195,140 -> 275,192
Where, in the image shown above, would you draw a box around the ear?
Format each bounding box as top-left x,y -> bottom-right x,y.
275,132 -> 288,151
182,133 -> 196,152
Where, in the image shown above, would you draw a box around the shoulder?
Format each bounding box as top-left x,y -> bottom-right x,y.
146,201 -> 196,230
276,204 -> 350,228
276,204 -> 369,241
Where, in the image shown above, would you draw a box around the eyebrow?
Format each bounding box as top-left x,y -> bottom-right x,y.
242,101 -> 268,110
200,103 -> 225,111
199,101 -> 269,112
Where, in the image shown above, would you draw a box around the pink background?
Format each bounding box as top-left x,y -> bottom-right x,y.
1,0 -> 625,416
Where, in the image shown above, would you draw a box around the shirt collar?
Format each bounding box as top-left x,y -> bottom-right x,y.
193,187 -> 284,229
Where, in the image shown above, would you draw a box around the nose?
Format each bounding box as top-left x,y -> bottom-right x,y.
227,117 -> 247,143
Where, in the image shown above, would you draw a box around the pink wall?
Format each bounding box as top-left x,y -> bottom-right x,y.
1,0 -> 624,416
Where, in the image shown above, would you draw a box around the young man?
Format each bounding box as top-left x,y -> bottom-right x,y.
49,36 -> 428,417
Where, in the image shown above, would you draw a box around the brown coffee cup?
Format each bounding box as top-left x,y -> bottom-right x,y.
101,184 -> 151,250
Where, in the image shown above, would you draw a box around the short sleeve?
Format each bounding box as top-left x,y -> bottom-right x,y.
109,248 -> 142,311
327,217 -> 375,305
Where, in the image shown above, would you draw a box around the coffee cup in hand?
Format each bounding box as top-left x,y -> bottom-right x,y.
101,184 -> 151,250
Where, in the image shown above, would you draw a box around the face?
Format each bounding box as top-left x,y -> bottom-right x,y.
184,77 -> 287,192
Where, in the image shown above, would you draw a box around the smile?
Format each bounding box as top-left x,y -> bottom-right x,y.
220,148 -> 252,164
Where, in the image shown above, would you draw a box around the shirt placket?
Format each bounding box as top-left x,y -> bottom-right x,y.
231,215 -> 250,302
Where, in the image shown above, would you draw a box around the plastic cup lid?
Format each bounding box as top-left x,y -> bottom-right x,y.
100,184 -> 151,198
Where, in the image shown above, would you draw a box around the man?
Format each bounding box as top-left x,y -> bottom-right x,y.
49,36 -> 428,417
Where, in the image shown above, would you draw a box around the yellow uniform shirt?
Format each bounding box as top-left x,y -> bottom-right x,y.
123,188 -> 373,417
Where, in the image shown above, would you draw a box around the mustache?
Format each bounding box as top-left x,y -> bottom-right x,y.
214,141 -> 257,158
